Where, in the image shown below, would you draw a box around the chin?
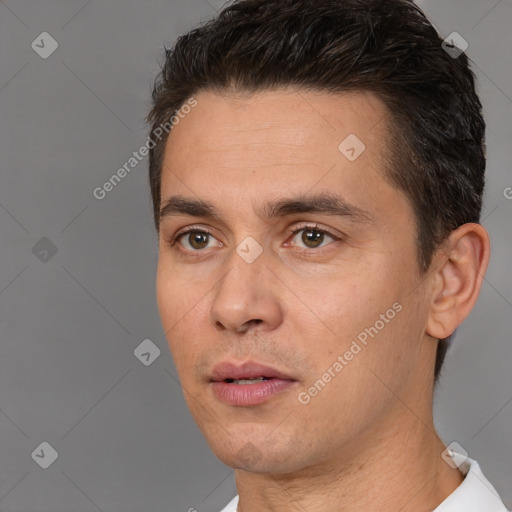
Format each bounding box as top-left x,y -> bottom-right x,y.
210,437 -> 304,474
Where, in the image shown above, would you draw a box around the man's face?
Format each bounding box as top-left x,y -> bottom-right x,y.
156,88 -> 435,473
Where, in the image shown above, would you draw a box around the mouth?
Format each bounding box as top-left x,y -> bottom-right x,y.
210,360 -> 297,383
209,360 -> 298,406
223,377 -> 272,384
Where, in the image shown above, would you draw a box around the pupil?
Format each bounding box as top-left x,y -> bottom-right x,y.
302,229 -> 323,248
190,232 -> 208,249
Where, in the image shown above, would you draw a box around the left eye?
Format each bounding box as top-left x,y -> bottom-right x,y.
289,226 -> 337,249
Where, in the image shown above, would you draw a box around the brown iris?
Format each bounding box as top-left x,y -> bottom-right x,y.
188,232 -> 209,249
301,228 -> 325,248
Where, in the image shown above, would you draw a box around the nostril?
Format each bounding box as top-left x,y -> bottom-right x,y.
236,319 -> 262,333
215,320 -> 227,330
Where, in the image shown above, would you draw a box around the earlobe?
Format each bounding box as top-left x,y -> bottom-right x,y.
426,223 -> 490,340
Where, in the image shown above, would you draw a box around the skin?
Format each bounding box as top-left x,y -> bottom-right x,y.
155,87 -> 490,512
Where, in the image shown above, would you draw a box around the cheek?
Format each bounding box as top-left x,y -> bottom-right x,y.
156,265 -> 178,331
156,265 -> 192,362
156,258 -> 202,328
312,272 -> 386,341
304,261 -> 412,379
293,298 -> 413,442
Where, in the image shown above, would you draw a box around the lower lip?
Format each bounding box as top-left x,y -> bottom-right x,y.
210,378 -> 297,406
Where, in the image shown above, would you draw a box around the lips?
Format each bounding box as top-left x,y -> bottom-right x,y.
210,361 -> 296,382
209,360 -> 298,406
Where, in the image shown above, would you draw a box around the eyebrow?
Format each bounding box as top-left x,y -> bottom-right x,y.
159,192 -> 373,225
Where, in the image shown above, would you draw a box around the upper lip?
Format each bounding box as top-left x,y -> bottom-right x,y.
210,361 -> 296,382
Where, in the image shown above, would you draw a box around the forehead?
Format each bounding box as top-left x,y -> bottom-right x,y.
159,87 -> 408,225
163,87 -> 390,167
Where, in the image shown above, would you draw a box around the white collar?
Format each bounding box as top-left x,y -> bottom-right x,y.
219,455 -> 510,512
433,454 -> 510,511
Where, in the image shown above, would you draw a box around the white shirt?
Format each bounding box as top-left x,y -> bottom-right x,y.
218,455 -> 510,512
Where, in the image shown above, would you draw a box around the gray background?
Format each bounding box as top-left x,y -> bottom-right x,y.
0,0 -> 510,511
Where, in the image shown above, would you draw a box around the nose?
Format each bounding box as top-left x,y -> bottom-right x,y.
210,249 -> 283,334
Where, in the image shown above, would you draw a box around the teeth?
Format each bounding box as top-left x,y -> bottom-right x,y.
229,377 -> 270,384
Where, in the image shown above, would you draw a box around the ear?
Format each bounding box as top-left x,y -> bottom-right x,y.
426,223 -> 490,340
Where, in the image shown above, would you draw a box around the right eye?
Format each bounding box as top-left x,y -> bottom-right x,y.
169,228 -> 222,252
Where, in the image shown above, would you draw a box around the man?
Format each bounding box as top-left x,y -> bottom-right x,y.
146,0 -> 510,510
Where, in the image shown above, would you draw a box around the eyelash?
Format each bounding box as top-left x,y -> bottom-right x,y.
167,223 -> 340,252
